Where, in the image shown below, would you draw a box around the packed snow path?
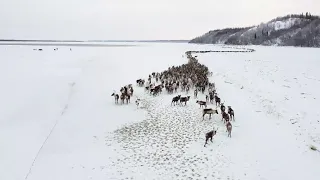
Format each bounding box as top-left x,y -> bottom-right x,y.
106,85 -> 235,179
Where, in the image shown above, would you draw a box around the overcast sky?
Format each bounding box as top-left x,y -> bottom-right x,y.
0,0 -> 318,40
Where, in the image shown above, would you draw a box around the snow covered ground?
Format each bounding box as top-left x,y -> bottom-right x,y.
0,43 -> 319,180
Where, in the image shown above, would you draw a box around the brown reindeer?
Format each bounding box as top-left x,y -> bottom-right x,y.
179,96 -> 190,106
226,121 -> 232,138
196,100 -> 207,108
120,94 -> 125,104
220,103 -> 226,113
215,95 -> 221,106
204,128 -> 218,147
111,93 -> 119,104
222,111 -> 230,123
203,108 -> 218,120
209,93 -> 214,104
228,106 -> 235,121
125,95 -> 130,104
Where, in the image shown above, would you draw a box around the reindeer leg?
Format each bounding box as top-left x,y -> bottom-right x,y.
204,138 -> 208,147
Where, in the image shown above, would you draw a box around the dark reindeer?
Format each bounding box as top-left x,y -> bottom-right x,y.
196,100 -> 207,108
120,94 -> 125,104
202,108 -> 218,120
111,93 -> 119,104
222,111 -> 230,124
228,106 -> 235,121
179,96 -> 190,106
125,95 -> 130,104
171,95 -> 181,106
220,103 -> 226,113
136,79 -> 145,87
204,128 -> 218,147
215,95 -> 221,106
209,93 -> 214,104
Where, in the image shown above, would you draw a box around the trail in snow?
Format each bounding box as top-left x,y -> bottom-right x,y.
105,86 -> 235,180
24,81 -> 76,180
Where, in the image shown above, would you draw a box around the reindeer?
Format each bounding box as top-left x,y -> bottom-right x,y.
196,100 -> 207,108
201,86 -> 205,94
204,127 -> 218,147
209,92 -> 215,104
215,95 -> 221,106
186,84 -> 190,94
228,106 -> 235,121
194,89 -> 198,98
125,95 -> 130,104
111,93 -> 119,104
179,96 -> 190,106
130,87 -> 134,96
120,94 -> 125,104
171,95 -> 181,106
222,111 -> 230,124
226,121 -> 232,138
202,108 -> 219,120
220,103 -> 226,113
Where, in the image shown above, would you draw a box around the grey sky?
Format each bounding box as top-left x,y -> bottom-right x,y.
0,0 -> 318,40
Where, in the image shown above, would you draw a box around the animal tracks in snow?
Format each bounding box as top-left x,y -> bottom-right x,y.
105,90 -> 233,179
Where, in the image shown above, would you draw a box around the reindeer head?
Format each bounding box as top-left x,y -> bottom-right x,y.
187,96 -> 190,100
111,93 -> 115,96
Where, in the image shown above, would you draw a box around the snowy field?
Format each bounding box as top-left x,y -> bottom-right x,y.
1,42 -> 320,180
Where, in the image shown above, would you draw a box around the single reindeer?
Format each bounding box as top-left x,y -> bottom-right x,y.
111,93 -> 119,104
204,128 -> 218,147
194,89 -> 198,98
215,95 -> 221,106
196,100 -> 207,108
220,103 -> 226,113
171,95 -> 181,106
228,106 -> 235,121
226,121 -> 232,138
203,108 -> 219,120
222,111 -> 230,124
180,96 -> 190,106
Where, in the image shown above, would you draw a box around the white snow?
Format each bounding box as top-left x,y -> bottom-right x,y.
1,43 -> 320,180
271,18 -> 300,31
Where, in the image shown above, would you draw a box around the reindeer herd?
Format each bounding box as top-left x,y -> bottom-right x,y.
111,84 -> 134,105
111,51 -> 236,147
